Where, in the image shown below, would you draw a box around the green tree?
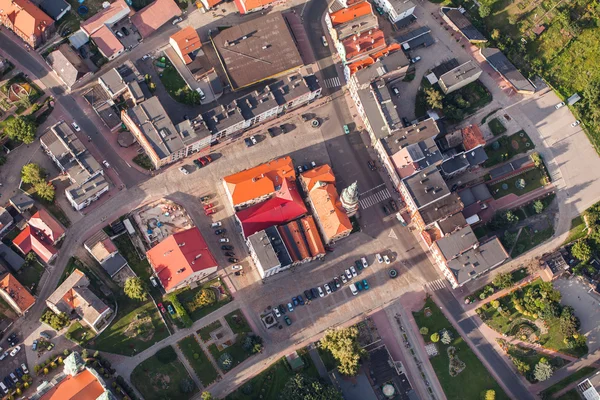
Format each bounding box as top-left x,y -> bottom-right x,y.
179,378 -> 196,394
34,181 -> 55,201
533,360 -> 553,382
218,352 -> 233,370
479,3 -> 491,17
485,389 -> 496,400
533,200 -> 545,214
21,163 -> 45,184
419,327 -> 429,335
505,211 -> 519,224
200,392 -> 213,400
194,288 -> 216,308
490,29 -> 500,40
430,333 -> 440,343
490,300 -> 500,308
5,116 -> 37,144
284,373 -> 343,400
441,331 -> 452,345
492,272 -> 514,289
319,327 -> 366,376
124,277 -> 148,301
572,240 -> 592,263
425,88 -> 443,109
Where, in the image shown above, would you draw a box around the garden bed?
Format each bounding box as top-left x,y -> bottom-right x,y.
489,118 -> 507,136
488,168 -> 546,199
484,131 -> 535,168
224,310 -> 251,334
197,320 -> 223,342
175,280 -> 232,322
178,335 -> 219,386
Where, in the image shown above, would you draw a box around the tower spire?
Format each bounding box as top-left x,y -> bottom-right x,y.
340,181 -> 359,217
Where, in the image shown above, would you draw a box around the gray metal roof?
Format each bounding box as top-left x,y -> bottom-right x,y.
418,192 -> 463,226
481,47 -> 535,93
355,51 -> 410,85
47,44 -> 89,87
387,0 -> 416,14
9,192 -> 34,212
441,154 -> 469,175
488,155 -> 532,180
447,238 -> 509,286
40,0 -> 71,19
431,58 -> 460,78
66,174 -> 109,206
442,8 -> 487,42
358,88 -> 389,139
0,243 -> 24,272
69,29 -> 89,49
465,146 -> 488,166
100,253 -> 128,277
435,225 -> 478,261
99,68 -> 126,97
247,230 -> 282,271
334,13 -> 379,41
395,26 -> 431,45
437,212 -> 467,235
439,60 -> 482,89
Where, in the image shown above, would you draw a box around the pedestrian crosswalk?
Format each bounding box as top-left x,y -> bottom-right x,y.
427,279 -> 448,291
359,188 -> 391,209
324,77 -> 342,88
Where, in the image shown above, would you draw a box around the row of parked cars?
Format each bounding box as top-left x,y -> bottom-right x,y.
180,155 -> 214,176
0,363 -> 28,394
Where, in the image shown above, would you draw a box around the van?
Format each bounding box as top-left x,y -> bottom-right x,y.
116,31 -> 124,38
196,88 -> 206,100
321,36 -> 328,46
150,277 -> 158,287
0,382 -> 7,394
349,283 -> 358,296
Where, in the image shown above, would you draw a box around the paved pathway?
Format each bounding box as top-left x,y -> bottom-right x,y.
308,344 -> 331,384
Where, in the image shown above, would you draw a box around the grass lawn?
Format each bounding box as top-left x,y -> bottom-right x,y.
316,346 -> 337,372
158,59 -> 199,105
483,131 -> 535,168
557,390 -> 583,400
511,225 -> 554,257
505,343 -> 567,383
132,346 -> 198,400
175,279 -> 232,322
414,78 -> 431,118
226,350 -> 320,400
208,336 -> 254,373
89,299 -> 169,356
563,215 -> 587,245
66,321 -> 96,344
413,298 -> 508,400
133,154 -> 155,170
224,310 -> 251,334
112,234 -> 152,280
488,168 -> 546,199
540,367 -> 597,399
473,225 -> 490,239
35,197 -> 71,228
442,80 -> 492,122
178,335 -> 219,386
197,320 -> 222,342
488,118 -> 507,136
15,259 -> 44,294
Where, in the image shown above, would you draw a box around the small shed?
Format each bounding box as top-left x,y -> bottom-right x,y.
285,351 -> 305,371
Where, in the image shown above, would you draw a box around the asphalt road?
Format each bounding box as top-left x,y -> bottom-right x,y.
0,30 -> 147,187
434,287 -> 535,400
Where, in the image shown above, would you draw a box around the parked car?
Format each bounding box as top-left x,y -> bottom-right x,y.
382,204 -> 390,215
278,304 -> 286,315
250,136 -> 257,145
224,251 -> 235,257
284,315 -> 292,326
297,295 -> 305,305
9,373 -> 17,384
228,257 -> 238,263
273,307 -> 281,318
329,281 -> 337,292
47,342 -> 54,350
571,120 -> 581,127
200,155 -> 212,166
340,273 -> 348,284
0,382 -> 7,394
214,228 -> 226,235
167,305 -> 175,315
121,26 -> 129,36
318,286 -> 325,297
279,124 -> 287,134
219,238 -> 230,243
333,277 -> 341,288
7,334 -> 17,346
20,364 -> 29,374
212,221 -> 223,228
355,260 -> 363,271
362,279 -> 369,290
3,377 -> 12,389
343,125 -> 350,135
172,17 -> 183,25
15,368 -> 23,379
142,54 -> 151,61
321,35 -> 328,46
350,266 -> 358,277
292,297 -> 299,306
361,257 -> 369,269
324,283 -> 332,295
150,276 -> 158,287
193,159 -> 203,168
9,346 -> 21,357
389,200 -> 398,211
205,208 -> 216,216
71,122 -> 81,132
287,302 -> 294,312
356,281 -> 363,291
116,30 -> 124,38
30,341 -> 37,352
311,288 -> 319,299
383,255 -> 391,264
367,160 -> 377,171
349,283 -> 358,296
304,289 -> 313,300
411,56 -> 421,63
200,195 -> 211,202
375,6 -> 384,14
268,127 -> 277,137
345,269 -> 352,280
204,203 -> 214,210
232,265 -> 243,270
178,167 -> 189,175
0,352 -> 8,360
244,137 -> 254,147
392,87 -> 400,96
555,102 -> 565,109
157,303 -> 167,313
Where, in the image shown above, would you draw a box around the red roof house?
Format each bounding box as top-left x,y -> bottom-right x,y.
235,179 -> 307,237
13,225 -> 57,264
462,124 -> 486,151
233,0 -> 278,14
131,0 -> 181,38
146,227 -> 218,293
29,209 -> 65,244
0,0 -> 54,48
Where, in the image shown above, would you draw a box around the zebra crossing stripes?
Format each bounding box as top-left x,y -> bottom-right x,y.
427,279 -> 448,291
359,188 -> 391,209
324,77 -> 341,88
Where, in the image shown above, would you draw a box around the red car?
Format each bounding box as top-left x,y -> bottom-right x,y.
203,203 -> 214,210
157,303 -> 166,313
205,208 -> 216,216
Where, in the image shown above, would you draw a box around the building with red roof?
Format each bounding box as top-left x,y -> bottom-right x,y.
341,29 -> 386,63
29,209 -> 66,244
131,0 -> 181,38
233,0 -> 282,14
13,209 -> 64,264
0,273 -> 35,315
169,26 -> 202,64
0,0 -> 54,48
146,227 -> 218,293
235,178 -> 307,238
462,124 -> 486,151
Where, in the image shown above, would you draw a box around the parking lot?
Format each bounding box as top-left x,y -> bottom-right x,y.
0,335 -> 28,395
112,19 -> 142,50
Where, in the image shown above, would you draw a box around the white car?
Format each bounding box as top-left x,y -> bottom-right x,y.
340,273 -> 348,284
250,136 -> 257,145
571,120 -> 581,127
322,35 -> 328,46
350,266 -> 357,277
219,238 -> 230,243
318,286 -> 325,297
178,167 -> 189,175
349,283 -> 358,296
232,265 -> 243,270
376,253 -> 383,264
102,160 -> 110,168
345,269 -> 352,280
71,122 -> 81,131
411,56 -> 421,63
10,346 -> 21,357
142,54 -> 151,61
172,17 -> 183,25
324,283 -> 331,295
211,221 -> 222,228
361,257 -> 369,269
383,255 -> 391,264
555,102 -> 565,109
21,363 -> 29,374
273,307 -> 281,318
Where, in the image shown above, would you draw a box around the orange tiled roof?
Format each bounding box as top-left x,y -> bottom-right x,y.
224,156 -> 296,207
309,182 -> 352,241
170,26 -> 202,64
300,164 -> 336,192
147,228 -> 218,292
0,0 -> 53,40
0,273 -> 35,313
330,1 -> 372,25
131,0 -> 181,38
462,124 -> 486,151
205,0 -> 222,6
342,29 -> 386,61
347,45 -> 402,74
13,225 -> 56,263
29,209 -> 65,244
233,0 -> 277,14
278,221 -> 310,262
299,216 -> 325,257
39,368 -> 105,400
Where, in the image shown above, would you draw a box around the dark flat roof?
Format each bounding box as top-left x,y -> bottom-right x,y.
481,47 -> 535,93
418,192 -> 463,226
431,58 -> 460,78
447,238 -> 509,285
395,26 -> 431,45
383,118 -> 440,155
211,12 -> 303,89
403,165 -> 449,209
442,8 -> 487,42
488,155 -> 532,180
458,183 -> 491,207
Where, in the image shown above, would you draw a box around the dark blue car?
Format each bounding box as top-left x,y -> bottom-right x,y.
292,297 -> 299,306
297,295 -> 305,305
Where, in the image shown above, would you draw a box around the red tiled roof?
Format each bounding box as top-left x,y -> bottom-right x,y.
308,182 -> 352,242
330,1 -> 372,25
131,0 -> 181,38
81,0 -> 130,35
299,216 -> 325,257
205,0 -> 222,6
0,273 -> 35,313
342,29 -> 386,61
300,164 -> 336,192
462,124 -> 486,151
236,179 -> 307,237
39,368 -> 105,400
29,209 -> 65,244
13,226 -> 56,263
233,0 -> 278,14
146,228 -> 218,292
0,0 -> 53,41
90,25 -> 124,58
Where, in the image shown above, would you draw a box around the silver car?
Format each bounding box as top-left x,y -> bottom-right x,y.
350,266 -> 357,277
345,269 -> 352,280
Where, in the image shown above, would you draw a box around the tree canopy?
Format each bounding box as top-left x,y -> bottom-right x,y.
21,163 -> 45,184
124,277 -> 147,301
425,88 -> 443,110
572,240 -> 592,263
5,116 -> 37,144
319,327 -> 365,376
284,374 -> 343,400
